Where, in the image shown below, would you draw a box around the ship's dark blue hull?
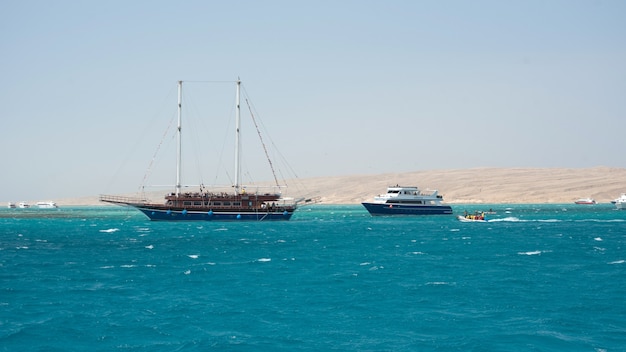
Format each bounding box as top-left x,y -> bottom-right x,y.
362,202 -> 453,216
135,206 -> 294,221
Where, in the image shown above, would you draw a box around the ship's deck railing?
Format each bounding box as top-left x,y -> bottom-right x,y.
99,194 -> 148,204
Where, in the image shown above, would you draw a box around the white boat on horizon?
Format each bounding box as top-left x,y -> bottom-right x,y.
574,198 -> 596,205
7,202 -> 16,208
36,201 -> 58,209
362,185 -> 453,216
614,193 -> 626,210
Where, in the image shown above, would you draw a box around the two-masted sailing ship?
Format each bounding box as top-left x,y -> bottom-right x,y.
100,80 -> 300,221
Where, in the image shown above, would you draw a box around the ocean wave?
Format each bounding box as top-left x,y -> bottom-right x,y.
576,219 -> 626,223
425,281 -> 456,286
488,217 -> 521,222
518,250 -> 542,256
99,228 -> 119,233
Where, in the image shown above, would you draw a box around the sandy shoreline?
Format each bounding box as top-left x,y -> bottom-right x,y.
41,167 -> 626,206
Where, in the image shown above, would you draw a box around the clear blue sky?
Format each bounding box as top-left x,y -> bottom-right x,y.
1,0 -> 625,201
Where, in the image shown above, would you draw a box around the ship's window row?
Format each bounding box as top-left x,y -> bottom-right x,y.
179,201 -> 243,207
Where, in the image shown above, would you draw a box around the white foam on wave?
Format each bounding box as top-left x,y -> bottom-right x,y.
184,270 -> 191,275
594,237 -> 603,241
257,258 -> 271,262
519,250 -> 542,256
488,217 -> 563,223
426,281 -> 455,286
582,219 -> 626,223
100,228 -> 119,233
489,217 -> 521,222
188,254 -> 199,259
609,260 -> 625,265
145,245 -> 154,249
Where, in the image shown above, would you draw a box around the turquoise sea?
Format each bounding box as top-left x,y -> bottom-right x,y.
1,204 -> 625,351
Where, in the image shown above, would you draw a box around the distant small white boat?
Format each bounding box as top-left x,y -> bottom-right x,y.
7,202 -> 16,208
574,198 -> 596,205
18,202 -> 30,208
36,201 -> 58,209
614,193 -> 626,210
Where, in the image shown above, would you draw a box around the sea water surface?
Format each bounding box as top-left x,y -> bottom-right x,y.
1,204 -> 625,351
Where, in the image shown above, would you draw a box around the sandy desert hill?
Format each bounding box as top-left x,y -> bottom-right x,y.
53,167 -> 626,206
300,167 -> 626,204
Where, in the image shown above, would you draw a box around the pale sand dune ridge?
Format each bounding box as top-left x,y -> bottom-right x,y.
51,167 -> 626,206
302,167 -> 625,204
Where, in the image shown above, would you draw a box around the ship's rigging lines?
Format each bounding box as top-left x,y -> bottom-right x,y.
245,98 -> 280,188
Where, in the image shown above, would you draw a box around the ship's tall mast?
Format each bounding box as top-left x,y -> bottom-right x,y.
234,79 -> 241,194
176,80 -> 182,196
